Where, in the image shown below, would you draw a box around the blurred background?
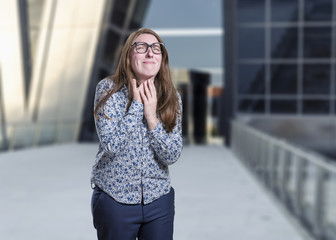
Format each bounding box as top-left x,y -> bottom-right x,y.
1,0 -> 336,239
1,0 -> 336,154
0,0 -> 223,149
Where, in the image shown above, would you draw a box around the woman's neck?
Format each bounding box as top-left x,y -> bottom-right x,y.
137,76 -> 155,85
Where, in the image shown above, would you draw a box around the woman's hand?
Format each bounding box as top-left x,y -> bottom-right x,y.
140,79 -> 158,131
131,78 -> 143,103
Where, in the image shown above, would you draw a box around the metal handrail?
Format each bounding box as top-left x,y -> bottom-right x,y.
231,120 -> 336,240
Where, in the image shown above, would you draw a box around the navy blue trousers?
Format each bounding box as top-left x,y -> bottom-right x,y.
91,187 -> 175,240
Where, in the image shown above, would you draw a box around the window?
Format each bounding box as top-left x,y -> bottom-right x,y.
303,100 -> 329,114
304,0 -> 332,22
238,64 -> 265,94
238,98 -> 265,113
102,30 -> 120,65
303,64 -> 330,94
237,0 -> 265,23
110,0 -> 130,27
271,0 -> 299,22
271,64 -> 297,94
238,27 -> 265,59
271,100 -> 297,113
304,27 -> 331,58
271,27 -> 298,58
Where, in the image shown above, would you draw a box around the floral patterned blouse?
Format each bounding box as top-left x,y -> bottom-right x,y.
91,78 -> 183,204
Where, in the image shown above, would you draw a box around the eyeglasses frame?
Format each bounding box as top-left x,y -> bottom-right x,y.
132,41 -> 165,54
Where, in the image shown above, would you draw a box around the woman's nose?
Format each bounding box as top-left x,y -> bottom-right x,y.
146,47 -> 154,57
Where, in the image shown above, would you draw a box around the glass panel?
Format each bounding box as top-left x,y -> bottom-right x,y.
57,122 -> 79,143
112,41 -> 124,70
37,123 -> 57,145
238,27 -> 265,59
0,90 -> 8,151
322,173 -> 336,239
271,0 -> 299,22
271,64 -> 297,94
301,161 -> 318,227
238,64 -> 265,94
0,124 -> 8,151
275,147 -> 285,196
128,0 -> 150,29
12,123 -> 35,149
285,154 -> 300,209
304,27 -> 331,58
237,0 -> 265,23
303,64 -> 330,94
334,66 -> 336,94
271,100 -> 297,113
238,98 -> 265,113
264,142 -> 274,185
260,140 -> 269,179
303,100 -> 329,114
110,0 -> 130,27
304,0 -> 332,22
26,0 -> 45,65
271,27 -> 298,58
322,172 -> 336,240
5,124 -> 15,150
102,30 -> 120,65
270,145 -> 280,194
26,0 -> 45,27
0,142 -> 6,151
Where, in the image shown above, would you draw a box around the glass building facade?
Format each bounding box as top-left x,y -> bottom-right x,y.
223,0 -> 336,157
236,0 -> 335,115
224,1 -> 336,239
0,0 -> 149,151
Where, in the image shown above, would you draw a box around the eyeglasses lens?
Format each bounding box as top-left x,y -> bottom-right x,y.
135,43 -> 162,54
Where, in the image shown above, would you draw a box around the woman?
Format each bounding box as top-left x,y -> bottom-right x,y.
91,28 -> 182,240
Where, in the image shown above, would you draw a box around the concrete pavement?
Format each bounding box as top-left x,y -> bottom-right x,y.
0,143 -> 313,239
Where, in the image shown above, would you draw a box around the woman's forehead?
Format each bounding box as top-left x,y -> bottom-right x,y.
133,33 -> 159,43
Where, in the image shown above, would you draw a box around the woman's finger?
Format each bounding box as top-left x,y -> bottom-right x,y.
139,84 -> 147,102
144,80 -> 152,99
149,80 -> 157,99
131,78 -> 143,103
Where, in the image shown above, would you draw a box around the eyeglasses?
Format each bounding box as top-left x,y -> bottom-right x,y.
132,42 -> 164,54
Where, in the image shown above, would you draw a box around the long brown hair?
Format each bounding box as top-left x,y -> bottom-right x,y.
94,28 -> 180,133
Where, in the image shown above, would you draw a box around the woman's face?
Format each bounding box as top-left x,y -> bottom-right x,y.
130,34 -> 162,82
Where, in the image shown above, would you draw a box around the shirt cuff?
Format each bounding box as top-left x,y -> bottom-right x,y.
148,121 -> 168,146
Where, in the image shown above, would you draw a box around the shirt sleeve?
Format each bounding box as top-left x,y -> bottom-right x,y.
94,79 -> 143,155
148,93 -> 183,165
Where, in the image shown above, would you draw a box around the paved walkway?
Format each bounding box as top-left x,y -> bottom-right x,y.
0,143 -> 313,240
